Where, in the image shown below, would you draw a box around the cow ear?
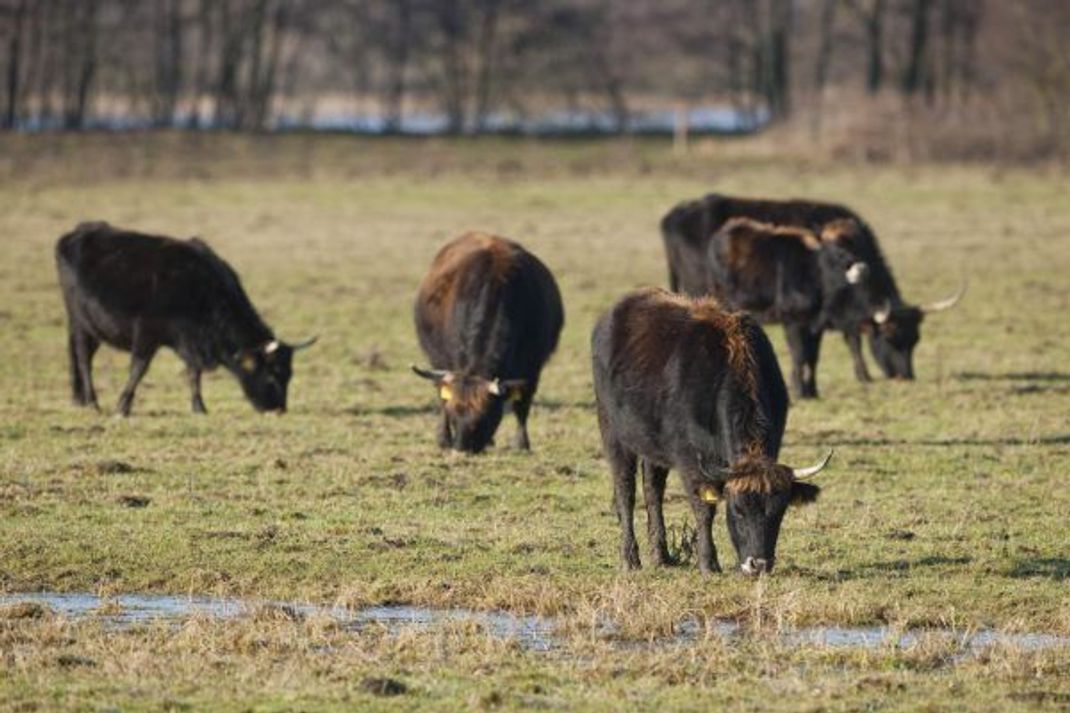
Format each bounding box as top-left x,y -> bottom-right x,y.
790,481 -> 821,506
499,379 -> 527,402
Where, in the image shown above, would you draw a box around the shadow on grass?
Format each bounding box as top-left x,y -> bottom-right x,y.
791,555 -> 974,582
535,399 -> 596,412
1007,558 -> 1069,581
795,435 -> 1070,447
955,371 -> 1070,382
955,371 -> 1070,396
342,399 -> 593,418
344,404 -> 436,418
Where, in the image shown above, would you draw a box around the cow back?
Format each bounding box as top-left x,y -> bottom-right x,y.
415,233 -> 563,379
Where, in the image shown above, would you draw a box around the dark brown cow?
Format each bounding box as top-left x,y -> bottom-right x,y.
703,217 -> 874,397
413,232 -> 564,453
55,221 -> 315,416
592,287 -> 831,575
662,194 -> 964,396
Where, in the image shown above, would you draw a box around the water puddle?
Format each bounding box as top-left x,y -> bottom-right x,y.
0,592 -> 556,652
2,592 -> 1067,656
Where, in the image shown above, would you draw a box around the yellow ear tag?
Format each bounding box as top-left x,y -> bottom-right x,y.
439,385 -> 453,402
506,388 -> 523,403
700,486 -> 719,504
240,354 -> 257,372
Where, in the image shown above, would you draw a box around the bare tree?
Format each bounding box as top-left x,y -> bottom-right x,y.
2,0 -> 28,128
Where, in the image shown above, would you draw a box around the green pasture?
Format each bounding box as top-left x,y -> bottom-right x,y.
0,135 -> 1066,711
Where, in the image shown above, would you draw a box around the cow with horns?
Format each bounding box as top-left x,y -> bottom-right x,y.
56,222 -> 316,416
661,194 -> 964,398
413,232 -> 564,453
592,287 -> 831,575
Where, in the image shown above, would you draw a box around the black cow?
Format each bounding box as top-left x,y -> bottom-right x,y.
56,221 -> 315,416
661,194 -> 964,397
703,217 -> 873,398
592,287 -> 831,575
412,232 -> 564,453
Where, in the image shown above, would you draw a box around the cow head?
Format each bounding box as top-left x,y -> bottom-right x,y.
814,248 -> 873,331
867,282 -> 965,379
700,450 -> 830,576
233,337 -> 317,412
412,365 -> 525,453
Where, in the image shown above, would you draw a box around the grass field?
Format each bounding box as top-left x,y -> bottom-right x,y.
1,134 -> 1068,711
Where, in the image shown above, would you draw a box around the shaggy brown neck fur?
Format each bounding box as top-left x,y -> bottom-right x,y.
724,452 -> 794,495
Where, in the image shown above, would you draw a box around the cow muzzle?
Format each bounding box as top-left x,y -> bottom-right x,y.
741,557 -> 770,576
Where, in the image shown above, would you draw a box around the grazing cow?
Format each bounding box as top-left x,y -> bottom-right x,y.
661,194 -> 964,396
413,232 -> 564,453
56,221 -> 315,416
704,217 -> 874,398
592,287 -> 831,575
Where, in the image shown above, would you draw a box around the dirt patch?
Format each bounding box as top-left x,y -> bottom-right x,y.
360,677 -> 408,697
56,655 -> 96,669
117,495 -> 151,508
0,602 -> 51,619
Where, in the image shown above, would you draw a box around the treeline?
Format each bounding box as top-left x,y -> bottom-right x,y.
0,1 -> 1067,156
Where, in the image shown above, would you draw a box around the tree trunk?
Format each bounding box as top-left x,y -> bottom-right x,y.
813,0 -> 837,93
812,0 -> 838,136
4,0 -> 28,129
849,0 -> 887,94
902,0 -> 932,96
153,0 -> 184,126
383,0 -> 411,133
62,0 -> 98,130
472,0 -> 500,132
767,0 -> 793,118
437,0 -> 467,134
190,0 -> 213,128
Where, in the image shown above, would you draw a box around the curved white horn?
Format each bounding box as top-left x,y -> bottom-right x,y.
922,280 -> 967,314
411,365 -> 450,381
263,340 -> 280,354
290,335 -> 318,350
872,301 -> 892,324
792,450 -> 833,480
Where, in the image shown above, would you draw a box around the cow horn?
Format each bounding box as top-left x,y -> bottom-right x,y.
872,301 -> 892,324
488,379 -> 503,396
290,336 -> 318,350
921,280 -> 966,314
792,450 -> 833,480
411,365 -> 450,381
264,340 -> 280,354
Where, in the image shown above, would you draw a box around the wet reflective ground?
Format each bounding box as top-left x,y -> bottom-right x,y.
3,591 -> 1066,656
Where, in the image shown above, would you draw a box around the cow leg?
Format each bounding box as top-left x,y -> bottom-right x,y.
687,485 -> 721,574
607,440 -> 641,570
844,330 -> 872,383
187,367 -> 207,414
641,460 -> 671,566
510,392 -> 532,451
117,346 -> 157,417
70,329 -> 100,410
437,409 -> 451,449
785,322 -> 822,399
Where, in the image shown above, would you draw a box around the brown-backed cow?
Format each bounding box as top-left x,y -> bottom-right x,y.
661,194 -> 963,397
592,287 -> 831,575
413,232 -> 564,453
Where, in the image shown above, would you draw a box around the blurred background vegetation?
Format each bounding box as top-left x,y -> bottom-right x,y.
0,0 -> 1067,161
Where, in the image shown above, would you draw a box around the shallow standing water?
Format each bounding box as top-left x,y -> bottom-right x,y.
2,592 -> 1067,656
